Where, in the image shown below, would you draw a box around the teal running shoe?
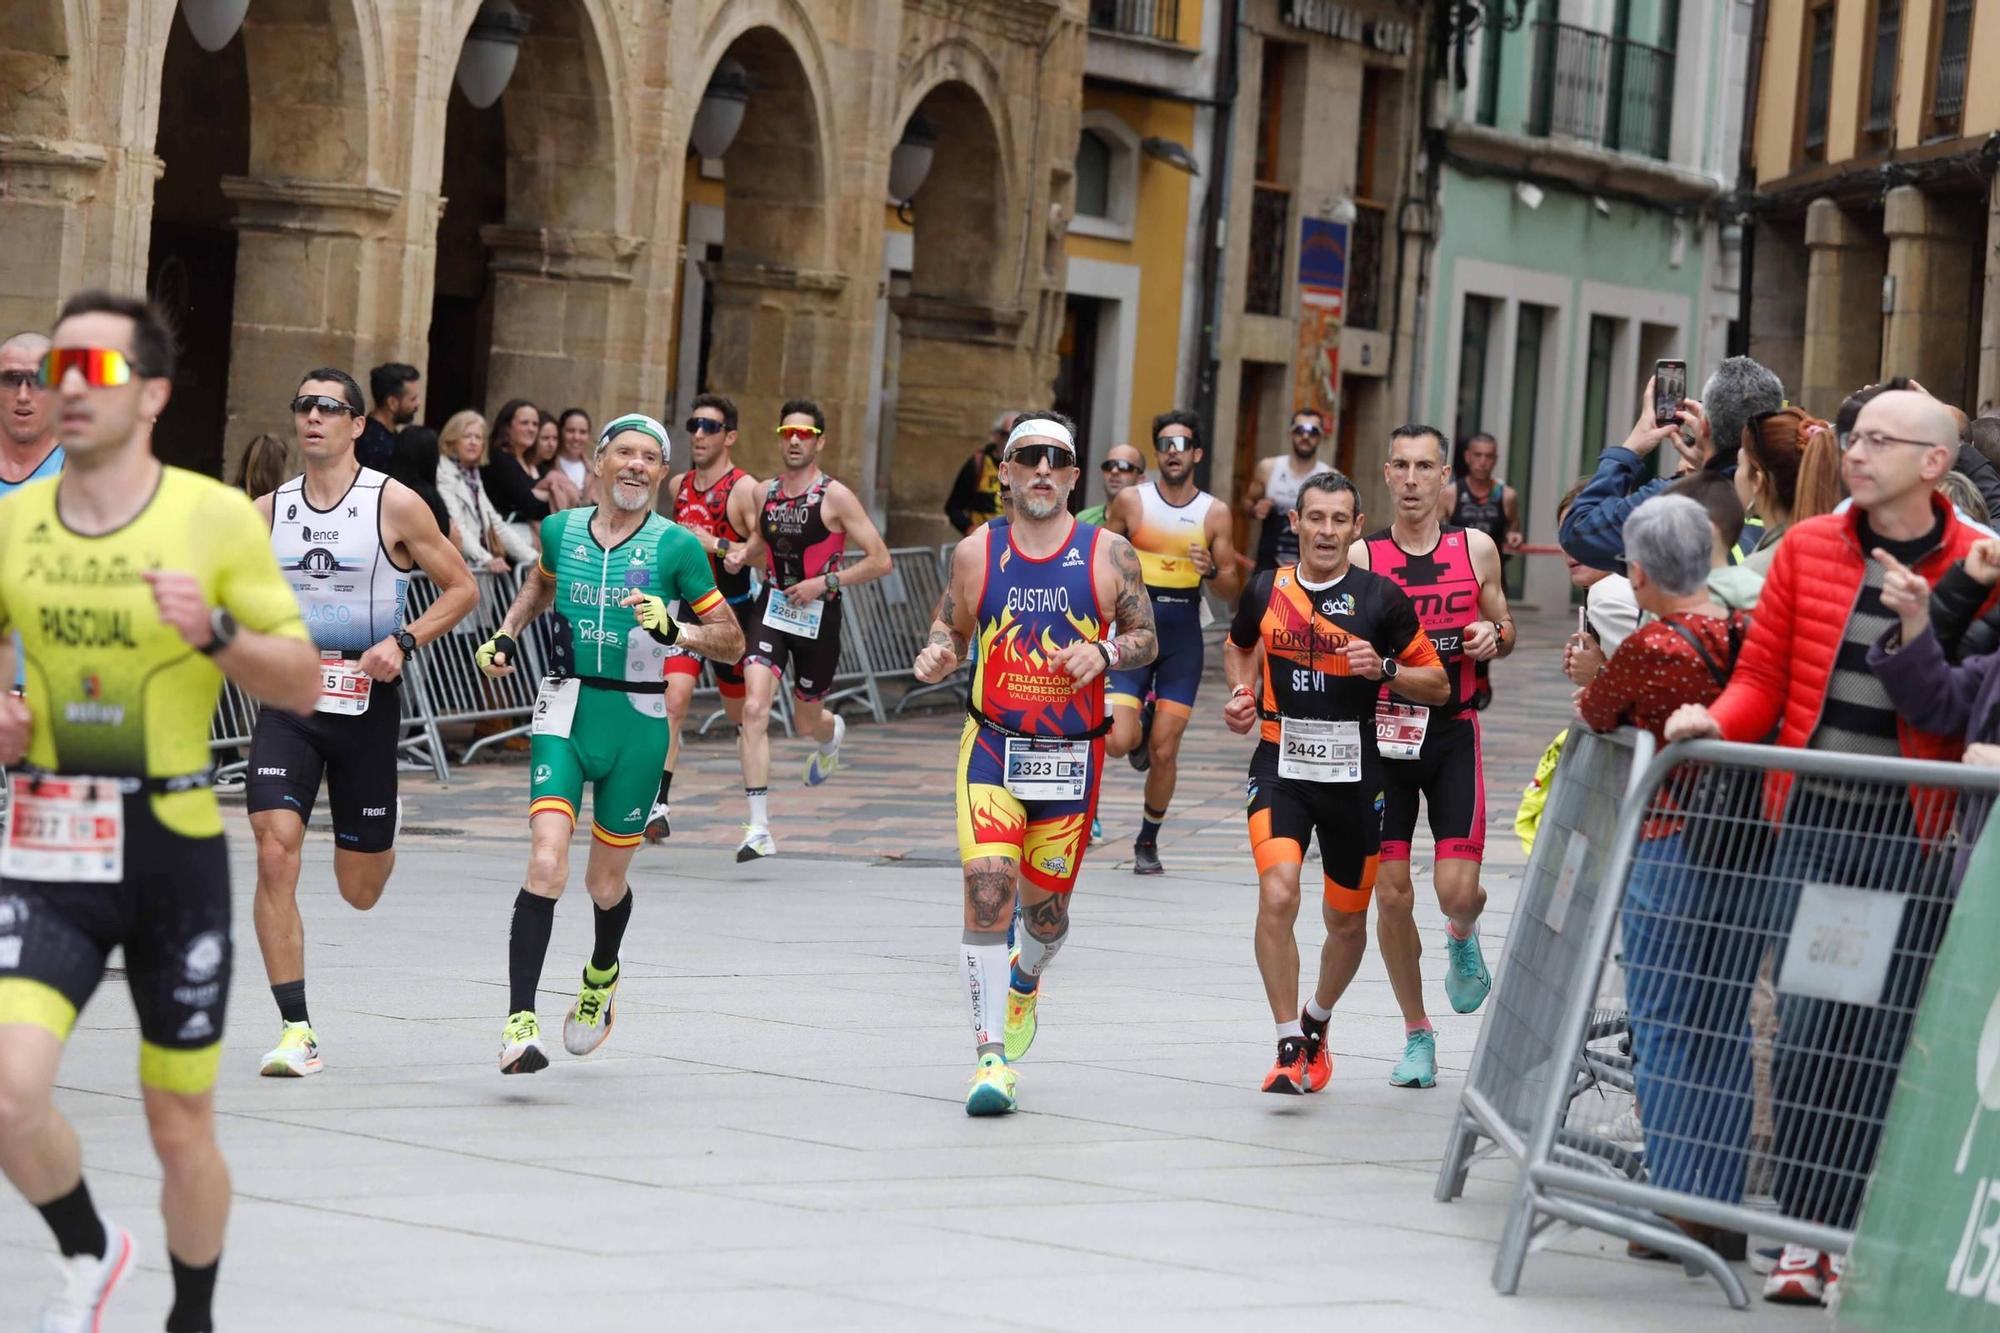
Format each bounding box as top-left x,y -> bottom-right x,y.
1389,1028 -> 1437,1089
965,1053 -> 1017,1116
1443,929 -> 1493,1014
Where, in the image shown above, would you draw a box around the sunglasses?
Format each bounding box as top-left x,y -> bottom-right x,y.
37,348 -> 134,389
685,417 -> 728,436
776,425 -> 823,442
1101,459 -> 1141,474
1,370 -> 39,393
1154,436 -> 1195,453
1291,423 -> 1323,437
291,394 -> 359,417
1005,444 -> 1076,470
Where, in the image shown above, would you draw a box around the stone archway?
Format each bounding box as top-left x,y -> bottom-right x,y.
0,1 -> 95,334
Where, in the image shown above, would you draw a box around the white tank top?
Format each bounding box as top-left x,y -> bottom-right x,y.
1130,481 -> 1217,591
1264,457 -> 1334,514
269,467 -> 409,653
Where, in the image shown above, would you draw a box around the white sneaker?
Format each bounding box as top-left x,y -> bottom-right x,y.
803,714 -> 845,786
36,1223 -> 135,1333
259,1021 -> 323,1077
735,825 -> 776,862
642,801 -> 670,844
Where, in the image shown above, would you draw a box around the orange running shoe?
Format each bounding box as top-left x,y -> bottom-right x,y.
1300,1016 -> 1332,1093
1260,1036 -> 1310,1095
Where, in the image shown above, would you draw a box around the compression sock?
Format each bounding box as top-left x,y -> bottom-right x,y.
271,979 -> 308,1026
508,889 -> 556,1015
165,1253 -> 219,1333
36,1179 -> 106,1259
1011,913 -> 1069,995
591,887 -> 633,974
1407,1019 -> 1434,1035
961,930 -> 1010,1061
1138,805 -> 1167,844
656,769 -> 674,805
745,787 -> 769,828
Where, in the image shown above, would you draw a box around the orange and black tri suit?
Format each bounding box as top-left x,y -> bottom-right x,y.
1228,563 -> 1441,911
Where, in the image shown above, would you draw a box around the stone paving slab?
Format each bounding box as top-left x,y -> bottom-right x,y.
0,605 -> 1824,1329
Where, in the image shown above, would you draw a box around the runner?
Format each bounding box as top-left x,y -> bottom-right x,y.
0,331 -> 66,493
912,410 -> 1157,1115
721,399 -> 892,860
649,393 -> 762,844
1076,442 -> 1143,526
1439,431 -> 1521,709
1103,408 -> 1243,874
245,368 -> 478,1077
0,291 -> 321,1332
474,414 -> 744,1074
1225,472 -> 1447,1093
1351,424 -> 1515,1089
1242,407 -> 1334,574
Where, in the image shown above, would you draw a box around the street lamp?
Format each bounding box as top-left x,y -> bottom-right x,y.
456,0 -> 531,111
690,60 -> 751,160
888,116 -> 938,203
180,0 -> 249,52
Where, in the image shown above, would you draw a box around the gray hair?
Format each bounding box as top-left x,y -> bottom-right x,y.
1700,356 -> 1785,467
1623,494 -> 1714,597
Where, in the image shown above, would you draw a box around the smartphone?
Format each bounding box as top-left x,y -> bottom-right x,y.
1654,359 -> 1687,427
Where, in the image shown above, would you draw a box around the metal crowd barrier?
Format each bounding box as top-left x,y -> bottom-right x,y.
1448,738 -> 2000,1308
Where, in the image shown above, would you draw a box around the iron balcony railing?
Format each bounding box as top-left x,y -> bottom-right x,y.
1933,0 -> 1972,129
1246,185 -> 1289,317
1088,0 -> 1181,43
1527,20 -> 1675,161
1803,5 -> 1833,157
1865,0 -> 1899,134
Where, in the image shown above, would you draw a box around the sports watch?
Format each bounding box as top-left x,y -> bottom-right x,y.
1381,657 -> 1400,681
394,630 -> 418,658
199,607 -> 238,656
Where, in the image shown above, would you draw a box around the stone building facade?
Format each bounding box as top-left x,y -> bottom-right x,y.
0,0 -> 1088,544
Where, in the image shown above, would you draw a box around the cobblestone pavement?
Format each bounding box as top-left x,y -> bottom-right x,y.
0,603 -> 1821,1329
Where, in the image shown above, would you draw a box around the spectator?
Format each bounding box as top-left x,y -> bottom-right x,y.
1730,407 -> 1841,578
535,412 -> 559,467
946,411 -> 1013,533
1666,388 -> 1998,1306
388,425 -> 458,545
532,406 -> 583,511
360,362 -> 421,472
1561,357 -> 1784,573
1577,496 -> 1754,1253
553,407 -> 592,499
231,432 -> 294,499
1663,470 -> 1754,610
436,408 -> 536,572
1078,442 -> 1143,525
1938,469 -> 1990,526
1839,378 -> 2000,520
480,398 -> 551,529
1560,477 -> 1637,685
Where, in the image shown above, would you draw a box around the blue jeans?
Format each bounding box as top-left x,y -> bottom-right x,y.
1622,829 -> 1759,1200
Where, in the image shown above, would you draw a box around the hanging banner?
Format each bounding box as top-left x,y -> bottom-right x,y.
1293,217 -> 1348,421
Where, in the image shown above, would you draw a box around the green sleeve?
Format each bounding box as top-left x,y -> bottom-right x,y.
662,527 -> 720,611
536,512 -> 565,576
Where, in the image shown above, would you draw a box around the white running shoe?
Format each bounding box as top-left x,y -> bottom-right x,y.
803,713 -> 846,785
259,1021 -> 323,1077
499,1010 -> 549,1075
36,1223 -> 135,1333
736,825 -> 776,862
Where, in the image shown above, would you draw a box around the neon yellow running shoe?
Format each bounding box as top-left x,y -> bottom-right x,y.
965,1053 -> 1017,1116
259,1021 -> 322,1078
564,965 -> 619,1056
499,1010 -> 548,1075
1004,987 -> 1038,1062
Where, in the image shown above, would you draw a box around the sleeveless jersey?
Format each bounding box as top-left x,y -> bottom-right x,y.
0,445 -> 64,499
761,474 -> 844,590
535,507 -> 722,715
269,467 -> 409,654
1365,525 -> 1482,712
0,467 -> 309,836
971,520 -> 1106,739
674,465 -> 752,602
1128,481 -> 1216,594
1256,457 -> 1335,567
1451,479 -> 1508,550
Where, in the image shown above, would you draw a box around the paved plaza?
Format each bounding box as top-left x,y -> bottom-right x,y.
1,605 -> 1822,1330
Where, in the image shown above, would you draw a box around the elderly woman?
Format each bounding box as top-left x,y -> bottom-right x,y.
436,409 -> 537,572
1576,495 -> 1756,1255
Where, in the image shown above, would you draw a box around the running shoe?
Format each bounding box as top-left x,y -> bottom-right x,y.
1128,702 -> 1154,772
1443,928 -> 1493,1014
1751,1245 -> 1782,1275
803,713 -> 846,786
735,825 -> 776,862
563,966 -> 619,1056
1389,1028 -> 1437,1088
1132,839 -> 1164,876
965,1053 -> 1017,1116
642,802 -> 670,843
1762,1246 -> 1827,1304
499,1010 -> 549,1075
36,1222 -> 134,1333
1300,1012 -> 1332,1092
258,1021 -> 323,1078
1261,1036 -> 1311,1094
1004,986 -> 1039,1062
1089,817 -> 1103,845
1824,1252 -> 1845,1312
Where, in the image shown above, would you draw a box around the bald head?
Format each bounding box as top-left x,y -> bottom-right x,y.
1860,389 -> 1961,448
1101,442 -> 1143,499
0,331 -> 53,450
1105,443 -> 1142,469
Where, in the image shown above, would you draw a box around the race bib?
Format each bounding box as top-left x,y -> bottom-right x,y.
314,652 -> 373,716
531,677 -> 580,738
1003,737 -> 1089,801
2,779 -> 123,883
762,591 -> 825,640
1279,717 -> 1361,783
1375,702 -> 1431,762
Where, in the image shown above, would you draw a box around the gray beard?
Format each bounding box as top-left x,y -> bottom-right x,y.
1020,492 -> 1066,520
607,481 -> 652,512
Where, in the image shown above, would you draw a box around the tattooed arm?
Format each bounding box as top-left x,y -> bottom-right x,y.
914,534 -> 981,683
1105,535 -> 1158,669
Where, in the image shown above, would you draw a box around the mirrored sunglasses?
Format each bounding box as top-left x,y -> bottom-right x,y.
1005,444 -> 1076,470
776,425 -> 823,442
291,394 -> 359,417
1101,459 -> 1141,474
1154,436 -> 1195,453
685,417 -> 728,436
38,348 -> 133,389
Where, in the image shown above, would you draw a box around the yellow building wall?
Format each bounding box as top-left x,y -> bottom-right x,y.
1064,87 -> 1196,456
1176,0 -> 1205,47
1755,0 -> 1805,184
1826,0 -> 1867,160
1964,4 -> 2000,137
1896,0 -> 1938,145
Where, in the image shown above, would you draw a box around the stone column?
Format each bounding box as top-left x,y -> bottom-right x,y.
1883,184 -> 1981,406
1800,198 -> 1886,418
888,295 -> 1031,547
701,258 -> 859,481
483,224 -> 648,419
0,142 -> 112,331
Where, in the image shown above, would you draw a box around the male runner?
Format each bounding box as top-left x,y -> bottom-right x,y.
649,392 -> 762,843
476,414 -> 743,1073
914,410 -> 1157,1115
1225,472 -> 1447,1093
1350,424 -> 1514,1089
246,368 -> 477,1077
0,332 -> 66,492
1439,431 -> 1521,708
0,291 -> 320,1332
1104,408 -> 1243,874
1076,442 -> 1143,526
722,399 -> 892,860
1242,408 -> 1334,574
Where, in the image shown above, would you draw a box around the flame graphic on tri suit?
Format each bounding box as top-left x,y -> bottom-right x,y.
972,603 -> 1104,737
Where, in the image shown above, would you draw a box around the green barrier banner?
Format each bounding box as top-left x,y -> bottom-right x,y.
1844,818 -> 2000,1327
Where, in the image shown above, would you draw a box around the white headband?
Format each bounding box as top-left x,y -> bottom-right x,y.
1005,418 -> 1075,452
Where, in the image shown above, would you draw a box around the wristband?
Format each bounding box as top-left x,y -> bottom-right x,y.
1101,639 -> 1122,669
1230,684 -> 1254,700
